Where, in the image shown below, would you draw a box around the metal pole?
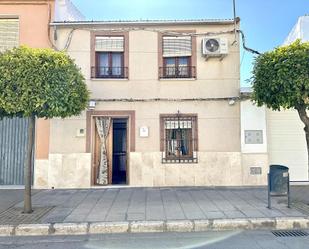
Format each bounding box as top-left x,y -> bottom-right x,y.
232,0 -> 237,44
267,173 -> 271,209
287,174 -> 290,208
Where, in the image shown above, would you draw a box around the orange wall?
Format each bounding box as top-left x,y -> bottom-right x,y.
0,0 -> 55,159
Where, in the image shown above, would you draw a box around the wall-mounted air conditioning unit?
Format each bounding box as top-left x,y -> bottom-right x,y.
202,38 -> 228,60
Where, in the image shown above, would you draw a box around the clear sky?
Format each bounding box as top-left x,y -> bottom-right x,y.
72,0 -> 309,86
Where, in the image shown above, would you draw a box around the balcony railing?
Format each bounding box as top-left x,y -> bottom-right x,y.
159,66 -> 196,79
91,67 -> 128,79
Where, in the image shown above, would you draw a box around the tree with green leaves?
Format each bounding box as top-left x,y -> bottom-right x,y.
0,46 -> 89,213
252,40 -> 309,174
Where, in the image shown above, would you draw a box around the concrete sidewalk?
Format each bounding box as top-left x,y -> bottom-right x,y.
0,189 -> 40,214
0,187 -> 309,236
30,188 -> 305,223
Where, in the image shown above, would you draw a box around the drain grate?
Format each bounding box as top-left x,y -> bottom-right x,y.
272,230 -> 308,237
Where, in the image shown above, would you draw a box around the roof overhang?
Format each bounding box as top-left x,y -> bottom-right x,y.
50,17 -> 240,27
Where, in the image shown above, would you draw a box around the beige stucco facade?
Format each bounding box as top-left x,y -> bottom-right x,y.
33,20 -> 268,188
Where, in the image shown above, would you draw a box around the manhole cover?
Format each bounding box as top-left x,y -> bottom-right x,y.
272,230 -> 308,237
0,206 -> 54,225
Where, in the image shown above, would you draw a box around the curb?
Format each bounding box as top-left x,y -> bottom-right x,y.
0,217 -> 308,236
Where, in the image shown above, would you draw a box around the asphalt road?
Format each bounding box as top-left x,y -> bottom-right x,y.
0,230 -> 309,249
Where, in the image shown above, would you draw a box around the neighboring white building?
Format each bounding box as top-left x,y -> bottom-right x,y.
284,15 -> 309,45
54,0 -> 85,22
242,15 -> 309,181
240,90 -> 308,182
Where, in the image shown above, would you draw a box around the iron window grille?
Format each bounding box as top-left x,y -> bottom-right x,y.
161,114 -> 198,163
91,66 -> 128,79
159,66 -> 196,79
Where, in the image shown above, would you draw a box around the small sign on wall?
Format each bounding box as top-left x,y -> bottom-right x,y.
139,126 -> 149,137
250,166 -> 262,175
76,128 -> 86,137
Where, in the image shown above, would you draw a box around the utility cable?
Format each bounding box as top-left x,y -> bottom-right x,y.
237,30 -> 260,55
52,25 -> 261,55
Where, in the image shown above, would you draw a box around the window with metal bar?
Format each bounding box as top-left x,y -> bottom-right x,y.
160,114 -> 198,163
92,36 -> 128,79
161,56 -> 194,78
95,52 -> 125,78
160,36 -> 195,79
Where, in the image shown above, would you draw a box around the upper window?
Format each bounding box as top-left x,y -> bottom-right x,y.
92,36 -> 127,79
160,36 -> 195,79
0,18 -> 19,52
160,114 -> 198,163
163,56 -> 191,78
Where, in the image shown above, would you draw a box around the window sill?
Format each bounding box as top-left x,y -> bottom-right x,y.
162,161 -> 198,164
90,78 -> 129,81
162,157 -> 198,164
159,78 -> 196,81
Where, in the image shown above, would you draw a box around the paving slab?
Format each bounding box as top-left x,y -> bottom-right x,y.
0,190 -> 40,213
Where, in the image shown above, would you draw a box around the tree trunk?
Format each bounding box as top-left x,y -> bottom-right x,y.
23,115 -> 35,214
296,106 -> 309,180
305,127 -> 309,179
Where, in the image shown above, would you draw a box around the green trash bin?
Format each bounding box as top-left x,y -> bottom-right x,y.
268,165 -> 290,209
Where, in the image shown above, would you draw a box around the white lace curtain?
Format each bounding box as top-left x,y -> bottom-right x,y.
95,117 -> 111,185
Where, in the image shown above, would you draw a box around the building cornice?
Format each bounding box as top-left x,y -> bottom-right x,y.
50,17 -> 240,27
